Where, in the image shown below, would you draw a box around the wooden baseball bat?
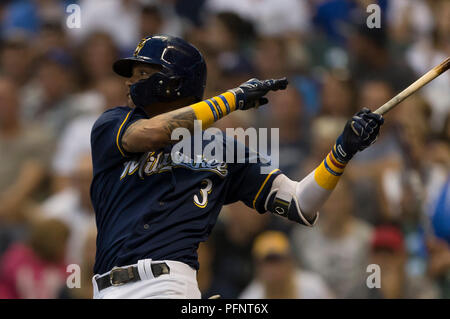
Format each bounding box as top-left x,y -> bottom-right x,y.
374,57 -> 450,115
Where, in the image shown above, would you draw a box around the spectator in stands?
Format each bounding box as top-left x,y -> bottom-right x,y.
378,96 -> 448,280
206,0 -> 311,37
387,0 -> 434,45
300,116 -> 347,175
35,20 -> 70,56
197,240 -> 224,299
263,86 -> 308,178
291,177 -> 373,298
0,217 -> 70,299
348,23 -> 416,92
367,224 -> 438,298
254,36 -> 288,80
319,71 -> 356,118
200,12 -> 255,89
405,0 -> 450,133
40,154 -> 95,265
240,231 -> 334,299
69,0 -> 140,53
0,76 -> 54,223
21,50 -> 79,136
51,76 -> 126,190
138,4 -> 165,39
427,235 -> 450,299
208,201 -> 271,298
0,36 -> 33,87
77,31 -> 119,90
59,225 -> 97,299
347,79 -> 403,224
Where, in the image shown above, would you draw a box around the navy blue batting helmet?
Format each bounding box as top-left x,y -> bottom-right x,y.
113,35 -> 207,108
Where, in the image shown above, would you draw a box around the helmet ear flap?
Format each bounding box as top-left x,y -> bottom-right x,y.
155,74 -> 183,99
166,76 -> 183,97
130,72 -> 185,108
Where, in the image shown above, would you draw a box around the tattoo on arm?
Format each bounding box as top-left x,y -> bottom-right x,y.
122,106 -> 198,153
121,119 -> 142,151
160,107 -> 197,138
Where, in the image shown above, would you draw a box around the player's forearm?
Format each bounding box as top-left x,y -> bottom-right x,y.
155,91 -> 238,133
269,147 -> 347,224
123,78 -> 288,153
267,109 -> 383,225
122,92 -> 236,153
294,107 -> 385,213
295,148 -> 348,219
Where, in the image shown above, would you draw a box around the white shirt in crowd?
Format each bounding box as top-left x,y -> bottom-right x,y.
52,114 -> 98,177
206,0 -> 311,36
239,270 -> 334,299
40,188 -> 96,265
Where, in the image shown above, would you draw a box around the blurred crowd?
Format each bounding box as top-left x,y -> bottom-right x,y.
0,0 -> 448,299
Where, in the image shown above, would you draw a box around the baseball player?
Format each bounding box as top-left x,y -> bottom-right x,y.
90,35 -> 384,299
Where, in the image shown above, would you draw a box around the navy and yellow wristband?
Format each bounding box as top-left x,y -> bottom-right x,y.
314,148 -> 347,190
190,92 -> 236,128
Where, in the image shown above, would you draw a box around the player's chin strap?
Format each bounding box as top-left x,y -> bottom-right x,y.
264,175 -> 319,227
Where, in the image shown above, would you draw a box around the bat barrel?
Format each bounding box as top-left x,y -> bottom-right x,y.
374,57 -> 450,115
437,57 -> 450,74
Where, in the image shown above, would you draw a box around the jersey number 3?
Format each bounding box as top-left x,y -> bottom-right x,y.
193,179 -> 213,208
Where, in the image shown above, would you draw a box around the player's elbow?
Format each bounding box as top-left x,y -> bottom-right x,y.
297,207 -> 319,225
123,122 -> 170,153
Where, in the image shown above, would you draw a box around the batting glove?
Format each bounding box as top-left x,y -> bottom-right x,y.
228,77 -> 289,110
334,107 -> 384,163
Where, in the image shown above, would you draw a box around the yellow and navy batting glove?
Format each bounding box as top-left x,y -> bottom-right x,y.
188,77 -> 288,129
228,77 -> 289,110
334,107 -> 384,163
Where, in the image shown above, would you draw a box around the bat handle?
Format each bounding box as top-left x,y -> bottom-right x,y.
374,98 -> 402,116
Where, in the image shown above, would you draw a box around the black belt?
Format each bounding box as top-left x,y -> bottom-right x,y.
96,262 -> 170,291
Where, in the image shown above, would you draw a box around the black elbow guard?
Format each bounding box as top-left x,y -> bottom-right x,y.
264,189 -> 319,227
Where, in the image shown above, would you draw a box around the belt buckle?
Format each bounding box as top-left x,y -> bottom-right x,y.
109,266 -> 126,286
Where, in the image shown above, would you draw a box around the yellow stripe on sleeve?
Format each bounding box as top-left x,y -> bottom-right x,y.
116,110 -> 132,157
253,168 -> 280,209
